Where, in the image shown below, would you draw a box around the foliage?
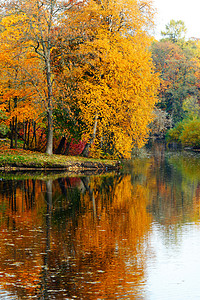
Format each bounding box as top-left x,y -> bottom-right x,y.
165,121 -> 184,144
161,19 -> 187,43
182,96 -> 200,119
152,25 -> 200,125
0,0 -> 159,159
63,0 -> 159,158
0,0 -> 76,154
68,139 -> 87,156
0,110 -> 9,136
166,118 -> 200,149
180,119 -> 200,148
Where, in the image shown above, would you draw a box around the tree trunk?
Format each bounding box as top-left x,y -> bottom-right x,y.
33,121 -> 37,148
14,117 -> 17,149
45,52 -> 54,155
46,109 -> 53,155
23,121 -> 27,149
10,119 -> 14,149
27,121 -> 30,149
30,121 -> 37,149
82,113 -> 98,157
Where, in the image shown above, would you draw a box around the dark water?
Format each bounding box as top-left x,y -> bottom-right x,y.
0,145 -> 200,299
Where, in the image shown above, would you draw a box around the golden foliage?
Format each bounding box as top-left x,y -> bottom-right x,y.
62,0 -> 159,158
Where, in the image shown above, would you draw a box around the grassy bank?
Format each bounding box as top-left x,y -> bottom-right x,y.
0,139 -> 119,172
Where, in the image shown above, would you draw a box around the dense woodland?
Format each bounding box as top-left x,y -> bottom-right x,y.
0,0 -> 199,159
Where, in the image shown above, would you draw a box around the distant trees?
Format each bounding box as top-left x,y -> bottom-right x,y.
152,19 -> 200,127
151,19 -> 200,148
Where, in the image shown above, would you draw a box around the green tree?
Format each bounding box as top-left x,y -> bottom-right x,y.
182,96 -> 200,119
161,19 -> 187,43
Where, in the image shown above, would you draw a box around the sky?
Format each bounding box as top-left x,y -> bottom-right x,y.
152,0 -> 200,40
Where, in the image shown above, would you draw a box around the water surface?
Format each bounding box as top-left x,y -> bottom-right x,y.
0,146 -> 200,299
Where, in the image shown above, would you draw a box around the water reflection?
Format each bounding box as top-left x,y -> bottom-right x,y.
0,147 -> 200,299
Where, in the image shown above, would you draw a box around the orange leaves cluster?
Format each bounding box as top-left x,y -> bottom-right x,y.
0,12 -> 44,124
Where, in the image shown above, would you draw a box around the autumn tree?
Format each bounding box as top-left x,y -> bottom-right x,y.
0,13 -> 42,149
0,0 -> 81,154
59,0 -> 159,158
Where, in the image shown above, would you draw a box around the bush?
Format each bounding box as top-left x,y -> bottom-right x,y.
180,119 -> 200,148
166,118 -> 200,149
165,122 -> 184,144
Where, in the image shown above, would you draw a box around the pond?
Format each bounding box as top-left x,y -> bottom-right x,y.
0,144 -> 200,299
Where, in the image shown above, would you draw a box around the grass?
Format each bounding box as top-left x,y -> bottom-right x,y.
0,139 -> 117,169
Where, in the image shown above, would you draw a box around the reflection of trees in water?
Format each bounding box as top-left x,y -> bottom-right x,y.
146,146 -> 200,235
45,175 -> 152,299
0,174 -> 152,299
1,148 -> 200,297
0,147 -> 198,298
0,180 -> 46,299
1,149 -> 200,298
0,179 -> 43,212
38,180 -> 52,300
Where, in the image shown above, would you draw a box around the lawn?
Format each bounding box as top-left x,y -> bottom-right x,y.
0,139 -> 118,170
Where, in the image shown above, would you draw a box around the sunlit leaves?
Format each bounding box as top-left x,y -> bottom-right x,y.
63,0 -> 159,158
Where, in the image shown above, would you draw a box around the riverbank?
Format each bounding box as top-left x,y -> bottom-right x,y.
0,140 -> 120,173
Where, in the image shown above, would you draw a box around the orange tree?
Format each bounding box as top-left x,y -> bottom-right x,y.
0,13 -> 43,149
0,0 -> 82,154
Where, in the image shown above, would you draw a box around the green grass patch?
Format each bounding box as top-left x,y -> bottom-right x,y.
0,148 -> 116,168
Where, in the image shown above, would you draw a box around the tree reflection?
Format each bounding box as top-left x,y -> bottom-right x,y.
0,179 -> 46,299
0,174 -> 152,299
45,175 -> 152,299
143,147 -> 200,247
38,179 -> 52,300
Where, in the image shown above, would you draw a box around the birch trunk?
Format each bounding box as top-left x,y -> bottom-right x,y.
82,113 -> 98,157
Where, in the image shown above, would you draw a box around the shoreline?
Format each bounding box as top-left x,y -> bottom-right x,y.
0,160 -> 121,174
0,145 -> 121,174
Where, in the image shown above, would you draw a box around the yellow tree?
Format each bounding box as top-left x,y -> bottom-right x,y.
61,0 -> 159,158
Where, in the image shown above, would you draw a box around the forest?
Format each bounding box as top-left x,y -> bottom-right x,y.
0,0 -> 199,160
